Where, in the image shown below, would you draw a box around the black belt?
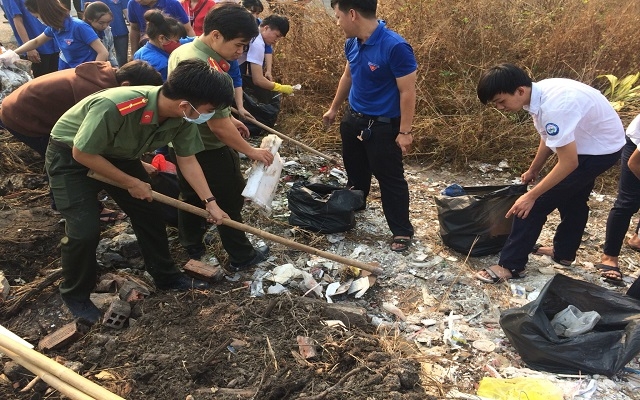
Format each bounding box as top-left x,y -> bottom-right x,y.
49,138 -> 71,149
349,108 -> 396,124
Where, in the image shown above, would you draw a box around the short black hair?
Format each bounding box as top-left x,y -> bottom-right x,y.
202,3 -> 258,40
162,58 -> 233,109
330,0 -> 377,19
477,63 -> 533,105
242,0 -> 263,14
261,14 -> 289,37
116,60 -> 163,86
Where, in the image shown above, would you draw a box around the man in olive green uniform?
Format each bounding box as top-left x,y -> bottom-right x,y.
46,59 -> 233,323
168,3 -> 276,271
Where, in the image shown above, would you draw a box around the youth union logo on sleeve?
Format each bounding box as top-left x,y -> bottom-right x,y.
545,123 -> 560,136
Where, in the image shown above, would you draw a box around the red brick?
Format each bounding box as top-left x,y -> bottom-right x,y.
38,322 -> 88,351
183,260 -> 224,283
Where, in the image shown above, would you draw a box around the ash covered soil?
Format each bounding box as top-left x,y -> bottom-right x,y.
1,129 -> 640,400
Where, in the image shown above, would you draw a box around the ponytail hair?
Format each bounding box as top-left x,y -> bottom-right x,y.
144,9 -> 186,41
83,1 -> 113,23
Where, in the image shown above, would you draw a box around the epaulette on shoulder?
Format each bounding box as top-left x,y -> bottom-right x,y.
116,96 -> 148,116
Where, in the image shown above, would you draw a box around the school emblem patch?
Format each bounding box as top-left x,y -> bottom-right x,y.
368,61 -> 379,72
545,123 -> 559,136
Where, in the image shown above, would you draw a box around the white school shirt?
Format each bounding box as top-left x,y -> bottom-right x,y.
238,33 -> 266,67
523,79 -> 625,155
626,114 -> 640,149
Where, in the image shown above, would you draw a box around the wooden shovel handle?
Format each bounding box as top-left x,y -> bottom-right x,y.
231,106 -> 339,164
87,171 -> 384,275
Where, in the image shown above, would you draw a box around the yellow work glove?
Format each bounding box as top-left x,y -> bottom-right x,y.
272,82 -> 294,95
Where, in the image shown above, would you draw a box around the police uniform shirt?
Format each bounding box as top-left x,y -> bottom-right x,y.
626,114 -> 640,149
50,86 -> 204,159
168,37 -> 235,150
44,17 -> 99,69
524,79 -> 626,155
345,21 -> 417,118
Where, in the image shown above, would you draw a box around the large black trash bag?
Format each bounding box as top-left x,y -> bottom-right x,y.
288,182 -> 364,234
500,274 -> 640,376
241,76 -> 281,137
434,184 -> 527,256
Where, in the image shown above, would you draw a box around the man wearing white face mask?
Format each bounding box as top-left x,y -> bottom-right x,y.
46,59 -> 231,324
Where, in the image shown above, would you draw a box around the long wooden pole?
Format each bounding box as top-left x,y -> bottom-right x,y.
231,106 -> 339,164
87,171 -> 384,275
0,335 -> 124,400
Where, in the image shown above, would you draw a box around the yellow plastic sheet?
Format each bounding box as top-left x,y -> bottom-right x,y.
476,377 -> 563,400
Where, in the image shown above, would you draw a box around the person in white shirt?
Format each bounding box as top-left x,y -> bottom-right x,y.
238,14 -> 293,95
594,114 -> 640,285
475,63 -> 625,283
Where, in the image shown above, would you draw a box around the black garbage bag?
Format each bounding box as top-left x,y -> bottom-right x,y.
150,172 -> 180,227
241,76 -> 281,137
500,274 -> 640,376
288,182 -> 364,233
434,184 -> 527,256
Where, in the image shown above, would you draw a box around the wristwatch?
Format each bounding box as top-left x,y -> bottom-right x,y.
399,131 -> 412,135
202,196 -> 216,204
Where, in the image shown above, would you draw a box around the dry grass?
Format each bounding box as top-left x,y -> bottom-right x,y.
267,0 -> 640,170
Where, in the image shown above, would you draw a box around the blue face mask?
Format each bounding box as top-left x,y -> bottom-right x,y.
183,102 -> 215,124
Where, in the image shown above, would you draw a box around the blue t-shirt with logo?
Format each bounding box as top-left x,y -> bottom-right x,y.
82,0 -> 129,37
345,21 -> 417,118
133,42 -> 170,81
44,17 -> 99,70
128,0 -> 189,34
3,0 -> 58,54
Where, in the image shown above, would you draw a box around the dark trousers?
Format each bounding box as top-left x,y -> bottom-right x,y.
604,139 -> 640,257
113,35 -> 129,68
339,113 -> 414,237
499,150 -> 622,272
175,146 -> 256,264
29,53 -> 59,78
46,143 -> 182,300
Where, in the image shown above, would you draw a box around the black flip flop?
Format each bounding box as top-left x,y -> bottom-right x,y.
391,237 -> 412,252
595,264 -> 626,287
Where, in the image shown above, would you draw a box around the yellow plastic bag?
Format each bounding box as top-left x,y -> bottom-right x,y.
476,377 -> 563,400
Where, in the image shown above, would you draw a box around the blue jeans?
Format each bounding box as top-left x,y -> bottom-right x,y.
499,149 -> 622,273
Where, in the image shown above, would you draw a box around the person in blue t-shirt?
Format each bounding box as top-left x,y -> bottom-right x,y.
84,1 -> 118,66
322,0 -> 417,253
128,0 -> 194,56
83,0 -> 129,68
0,0 -> 109,70
2,0 -> 59,76
133,9 -> 185,81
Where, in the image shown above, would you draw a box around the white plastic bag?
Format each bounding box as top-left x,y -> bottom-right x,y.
242,134 -> 283,214
550,305 -> 601,337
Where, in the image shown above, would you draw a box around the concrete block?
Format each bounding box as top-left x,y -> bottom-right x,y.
184,259 -> 224,283
102,299 -> 131,330
118,280 -> 150,301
